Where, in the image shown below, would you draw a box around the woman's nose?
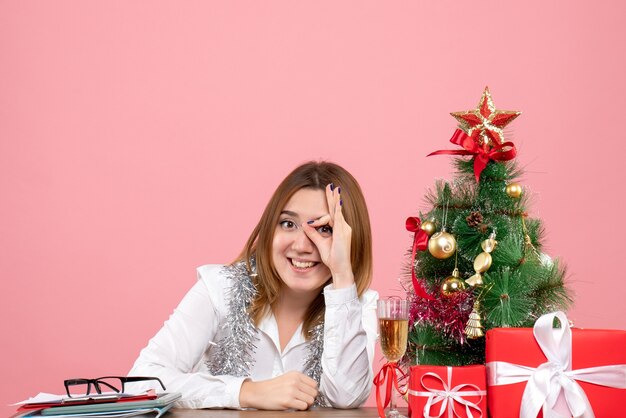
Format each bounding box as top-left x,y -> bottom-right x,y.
291,228 -> 315,253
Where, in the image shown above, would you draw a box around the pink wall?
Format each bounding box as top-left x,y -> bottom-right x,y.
2,1 -> 625,414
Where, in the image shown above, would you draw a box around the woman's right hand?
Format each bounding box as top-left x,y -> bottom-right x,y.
239,371 -> 319,410
302,183 -> 354,289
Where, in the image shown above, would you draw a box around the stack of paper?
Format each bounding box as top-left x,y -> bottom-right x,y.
12,391 -> 181,418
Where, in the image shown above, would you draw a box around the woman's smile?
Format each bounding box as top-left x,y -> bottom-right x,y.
289,258 -> 319,270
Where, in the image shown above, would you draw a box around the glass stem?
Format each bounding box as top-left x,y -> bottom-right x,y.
389,386 -> 396,413
389,361 -> 397,415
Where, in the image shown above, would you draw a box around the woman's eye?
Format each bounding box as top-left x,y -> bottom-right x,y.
316,225 -> 333,236
279,220 -> 297,230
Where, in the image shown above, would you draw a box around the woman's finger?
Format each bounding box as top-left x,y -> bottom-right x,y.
329,183 -> 348,234
298,374 -> 319,390
289,399 -> 310,411
325,183 -> 339,224
334,188 -> 344,219
306,214 -> 331,227
301,222 -> 329,255
295,390 -> 315,407
298,381 -> 319,399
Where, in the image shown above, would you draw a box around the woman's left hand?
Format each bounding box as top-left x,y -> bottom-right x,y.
302,184 -> 354,288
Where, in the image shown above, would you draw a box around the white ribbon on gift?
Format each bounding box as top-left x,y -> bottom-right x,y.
407,366 -> 486,418
486,311 -> 626,418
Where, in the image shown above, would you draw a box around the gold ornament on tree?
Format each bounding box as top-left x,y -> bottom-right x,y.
428,230 -> 457,259
465,301 -> 484,339
441,252 -> 465,296
506,183 -> 523,198
466,232 -> 497,287
441,268 -> 465,296
421,220 -> 437,237
428,201 -> 457,259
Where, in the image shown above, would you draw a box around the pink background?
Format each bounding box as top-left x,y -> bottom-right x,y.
2,1 -> 626,414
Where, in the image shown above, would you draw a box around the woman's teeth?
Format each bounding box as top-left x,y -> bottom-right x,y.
291,259 -> 316,269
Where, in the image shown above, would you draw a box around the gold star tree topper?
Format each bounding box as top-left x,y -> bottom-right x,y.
451,87 -> 521,148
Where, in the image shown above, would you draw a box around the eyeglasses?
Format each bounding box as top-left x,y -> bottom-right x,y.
64,376 -> 166,398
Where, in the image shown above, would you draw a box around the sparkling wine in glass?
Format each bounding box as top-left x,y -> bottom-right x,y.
377,298 -> 409,418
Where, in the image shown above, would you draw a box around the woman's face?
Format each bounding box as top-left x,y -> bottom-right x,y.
272,188 -> 332,296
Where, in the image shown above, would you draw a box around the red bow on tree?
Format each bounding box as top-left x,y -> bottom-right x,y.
406,217 -> 434,301
428,129 -> 517,181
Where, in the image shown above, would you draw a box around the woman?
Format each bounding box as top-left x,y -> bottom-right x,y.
128,161 -> 378,410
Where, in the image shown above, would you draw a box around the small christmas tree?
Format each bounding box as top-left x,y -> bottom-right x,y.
404,87 -> 572,366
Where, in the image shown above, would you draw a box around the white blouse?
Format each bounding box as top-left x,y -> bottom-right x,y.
128,264 -> 379,409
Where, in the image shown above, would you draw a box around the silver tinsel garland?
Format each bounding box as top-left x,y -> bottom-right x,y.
304,322 -> 329,407
206,258 -> 259,377
206,257 -> 328,407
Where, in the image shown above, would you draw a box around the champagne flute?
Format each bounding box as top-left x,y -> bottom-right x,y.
377,298 -> 409,418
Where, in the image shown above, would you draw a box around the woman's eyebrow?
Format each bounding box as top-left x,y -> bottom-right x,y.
280,211 -> 326,221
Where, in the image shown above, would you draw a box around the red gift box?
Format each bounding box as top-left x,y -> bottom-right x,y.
408,365 -> 487,418
486,311 -> 626,418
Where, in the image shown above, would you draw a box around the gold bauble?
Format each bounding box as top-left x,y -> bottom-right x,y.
465,273 -> 484,287
421,220 -> 437,237
428,231 -> 457,259
473,252 -> 493,273
441,269 -> 465,296
506,183 -> 523,198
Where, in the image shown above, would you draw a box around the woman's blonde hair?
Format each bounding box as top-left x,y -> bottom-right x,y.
233,161 -> 373,338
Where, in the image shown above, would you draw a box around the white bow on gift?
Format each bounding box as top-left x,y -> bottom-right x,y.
486,311 -> 626,418
408,366 -> 486,418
